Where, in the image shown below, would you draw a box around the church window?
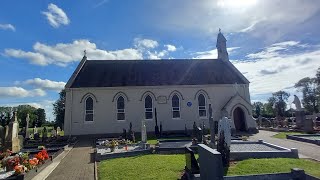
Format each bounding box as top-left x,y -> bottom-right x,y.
172,95 -> 180,118
198,94 -> 206,117
145,95 -> 153,119
117,96 -> 125,120
85,97 -> 94,122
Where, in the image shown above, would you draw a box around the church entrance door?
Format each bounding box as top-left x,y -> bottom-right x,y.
233,107 -> 246,131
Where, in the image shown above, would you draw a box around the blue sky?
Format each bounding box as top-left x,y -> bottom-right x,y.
1,0 -> 320,120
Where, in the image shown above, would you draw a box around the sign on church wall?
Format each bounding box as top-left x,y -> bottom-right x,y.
157,96 -> 167,104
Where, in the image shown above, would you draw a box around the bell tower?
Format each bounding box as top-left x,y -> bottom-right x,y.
216,28 -> 229,61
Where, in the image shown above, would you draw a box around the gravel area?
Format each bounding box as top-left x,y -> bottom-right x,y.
230,143 -> 280,152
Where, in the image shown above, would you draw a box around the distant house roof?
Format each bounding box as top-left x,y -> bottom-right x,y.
69,59 -> 248,88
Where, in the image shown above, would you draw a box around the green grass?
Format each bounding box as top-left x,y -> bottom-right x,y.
98,154 -> 186,180
272,132 -> 303,139
98,155 -> 320,179
227,158 -> 320,178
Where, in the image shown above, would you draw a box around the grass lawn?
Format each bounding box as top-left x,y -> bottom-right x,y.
98,154 -> 186,180
227,158 -> 320,178
98,155 -> 320,179
272,132 -> 303,139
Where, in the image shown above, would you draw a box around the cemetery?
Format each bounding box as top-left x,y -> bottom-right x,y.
96,105 -> 320,180
0,111 -> 76,180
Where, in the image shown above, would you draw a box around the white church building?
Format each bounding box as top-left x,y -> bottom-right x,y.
64,32 -> 257,136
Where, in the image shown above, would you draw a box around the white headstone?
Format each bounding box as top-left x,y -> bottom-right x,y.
51,129 -> 57,137
25,114 -> 30,139
218,117 -> 232,148
57,126 -> 61,136
141,120 -> 147,143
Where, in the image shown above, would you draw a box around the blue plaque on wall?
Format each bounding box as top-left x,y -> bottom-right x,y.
187,102 -> 192,107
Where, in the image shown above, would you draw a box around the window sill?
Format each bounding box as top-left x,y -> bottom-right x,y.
145,119 -> 153,121
117,120 -> 126,122
172,118 -> 182,120
84,121 -> 94,124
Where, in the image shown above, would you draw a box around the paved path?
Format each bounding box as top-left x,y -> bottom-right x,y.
46,137 -> 95,180
250,130 -> 320,161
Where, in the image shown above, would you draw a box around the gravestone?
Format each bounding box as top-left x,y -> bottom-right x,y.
0,124 -> 5,148
217,116 -> 231,167
51,129 -> 57,137
57,126 -> 61,136
304,118 -> 314,133
208,104 -> 216,148
198,144 -> 223,180
5,112 -> 20,153
25,114 -> 30,139
33,126 -> 38,134
141,120 -> 147,143
192,122 -> 197,138
185,147 -> 200,174
197,127 -> 203,143
122,128 -> 127,139
42,127 -> 48,142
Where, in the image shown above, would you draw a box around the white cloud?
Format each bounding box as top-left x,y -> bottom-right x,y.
165,44 -> 177,52
42,3 -> 70,28
232,41 -> 320,98
0,87 -> 46,98
134,38 -> 159,49
4,38 -> 179,66
4,49 -> 47,65
23,78 -> 66,91
194,47 -> 239,59
4,39 -> 144,66
0,24 -> 15,31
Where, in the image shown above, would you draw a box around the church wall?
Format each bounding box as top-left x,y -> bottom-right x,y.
64,84 -> 254,135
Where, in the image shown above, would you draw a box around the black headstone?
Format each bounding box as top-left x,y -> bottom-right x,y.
185,147 -> 200,174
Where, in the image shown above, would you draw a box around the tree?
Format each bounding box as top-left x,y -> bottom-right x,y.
265,97 -> 276,117
252,102 -> 263,117
271,91 -> 290,117
16,105 -> 37,128
316,67 -> 320,85
35,108 -> 46,127
53,89 -> 66,128
295,77 -> 319,113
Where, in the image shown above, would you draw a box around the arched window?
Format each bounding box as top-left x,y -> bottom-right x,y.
145,95 -> 153,119
117,96 -> 125,120
85,97 -> 94,122
198,94 -> 206,117
172,95 -> 180,118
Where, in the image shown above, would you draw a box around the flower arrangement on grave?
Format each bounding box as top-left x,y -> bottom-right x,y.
0,148 -> 50,174
110,139 -> 118,152
0,149 -> 12,161
34,149 -> 49,163
191,138 -> 198,145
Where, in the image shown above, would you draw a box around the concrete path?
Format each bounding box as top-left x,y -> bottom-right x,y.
45,137 -> 95,180
250,130 -> 320,161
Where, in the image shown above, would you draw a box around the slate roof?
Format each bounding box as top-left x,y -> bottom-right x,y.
70,59 -> 247,88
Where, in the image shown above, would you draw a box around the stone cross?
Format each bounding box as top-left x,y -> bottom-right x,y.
141,120 -> 147,143
25,114 -> 30,139
208,104 -> 216,148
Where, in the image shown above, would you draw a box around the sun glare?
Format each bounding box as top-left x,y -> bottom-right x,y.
217,0 -> 257,9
